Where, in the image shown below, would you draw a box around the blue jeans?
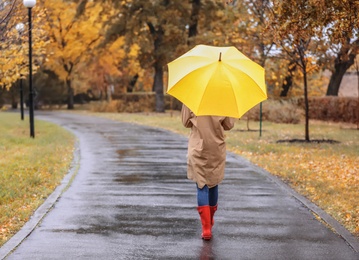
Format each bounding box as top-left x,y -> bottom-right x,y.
197,185 -> 218,206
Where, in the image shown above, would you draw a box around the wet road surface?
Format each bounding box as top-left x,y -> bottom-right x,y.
1,112 -> 358,259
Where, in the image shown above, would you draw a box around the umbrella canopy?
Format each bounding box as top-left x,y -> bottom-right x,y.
167,44 -> 267,118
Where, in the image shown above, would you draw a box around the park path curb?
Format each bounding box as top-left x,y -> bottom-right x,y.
0,137 -> 80,260
243,154 -> 359,253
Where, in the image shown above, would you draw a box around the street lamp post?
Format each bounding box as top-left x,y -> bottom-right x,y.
23,0 -> 36,138
15,23 -> 25,121
20,75 -> 24,120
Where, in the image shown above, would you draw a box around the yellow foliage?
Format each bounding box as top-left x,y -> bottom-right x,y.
0,2 -> 48,89
42,0 -> 108,83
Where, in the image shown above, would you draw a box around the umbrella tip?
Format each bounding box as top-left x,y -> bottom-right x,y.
219,52 -> 222,61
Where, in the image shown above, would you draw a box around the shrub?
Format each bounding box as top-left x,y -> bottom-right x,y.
90,93 -> 156,113
90,94 -> 358,125
296,97 -> 358,124
244,99 -> 302,124
89,101 -> 119,113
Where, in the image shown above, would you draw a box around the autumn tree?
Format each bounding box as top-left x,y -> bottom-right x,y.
81,37 -> 140,100
0,0 -> 26,89
188,1 -> 235,45
118,1 -> 191,112
101,0 -> 237,112
0,0 -> 48,104
268,1 -> 326,141
49,0 -> 187,112
42,0 -> 109,109
231,0 -> 273,67
323,1 -> 359,96
225,0 -> 273,132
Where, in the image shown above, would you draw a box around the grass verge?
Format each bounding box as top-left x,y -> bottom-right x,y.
84,111 -> 359,238
0,112 -> 75,246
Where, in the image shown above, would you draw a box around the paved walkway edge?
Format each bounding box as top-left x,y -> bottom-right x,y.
0,137 -> 81,260
1,116 -> 358,257
241,154 -> 359,253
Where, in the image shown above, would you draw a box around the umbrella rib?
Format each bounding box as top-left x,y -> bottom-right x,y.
224,62 -> 266,96
196,77 -> 212,116
225,61 -> 266,94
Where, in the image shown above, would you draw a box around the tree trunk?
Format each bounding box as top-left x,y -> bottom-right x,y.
356,66 -> 359,130
326,43 -> 356,96
357,75 -> 359,130
107,85 -> 112,103
188,0 -> 200,44
326,62 -> 352,96
298,43 -> 310,141
66,78 -> 74,109
153,61 -> 165,112
148,22 -> 165,112
280,75 -> 293,97
11,85 -> 18,109
11,99 -> 18,109
127,74 -> 139,93
303,69 -> 310,141
280,62 -> 296,97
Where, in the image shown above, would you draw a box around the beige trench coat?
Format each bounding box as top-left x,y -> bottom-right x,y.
181,105 -> 235,189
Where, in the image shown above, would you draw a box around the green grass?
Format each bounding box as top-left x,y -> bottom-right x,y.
0,112 -> 75,246
85,111 -> 359,237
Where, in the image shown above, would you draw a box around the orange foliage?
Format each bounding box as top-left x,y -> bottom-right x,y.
0,1 -> 48,88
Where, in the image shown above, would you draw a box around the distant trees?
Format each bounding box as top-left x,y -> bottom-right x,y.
99,0 -> 239,112
1,0 -> 358,112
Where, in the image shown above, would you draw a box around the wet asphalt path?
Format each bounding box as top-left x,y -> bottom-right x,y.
2,112 -> 359,259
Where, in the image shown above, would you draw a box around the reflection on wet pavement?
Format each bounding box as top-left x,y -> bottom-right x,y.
4,112 -> 358,260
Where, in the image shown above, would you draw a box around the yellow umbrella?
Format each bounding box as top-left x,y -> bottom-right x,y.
167,44 -> 267,118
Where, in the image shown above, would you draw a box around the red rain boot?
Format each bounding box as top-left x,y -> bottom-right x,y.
197,206 -> 212,240
210,205 -> 217,227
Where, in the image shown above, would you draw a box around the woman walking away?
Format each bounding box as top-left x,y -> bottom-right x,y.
181,105 -> 235,240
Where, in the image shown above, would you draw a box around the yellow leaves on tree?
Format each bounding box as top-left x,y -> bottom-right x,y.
41,0 -> 118,108
43,0 -> 105,83
0,2 -> 48,89
82,36 -> 142,96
